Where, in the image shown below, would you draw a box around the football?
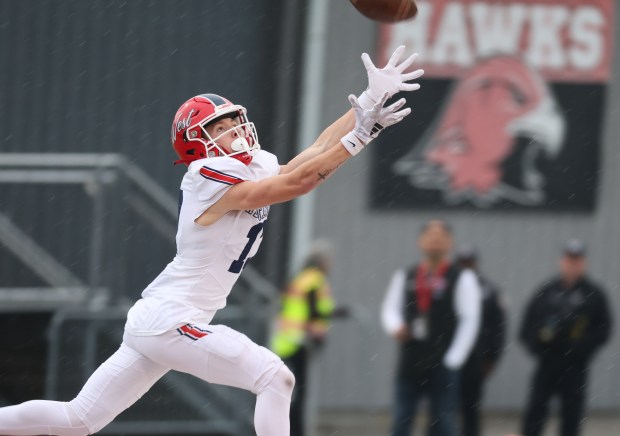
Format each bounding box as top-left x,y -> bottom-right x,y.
349,0 -> 418,22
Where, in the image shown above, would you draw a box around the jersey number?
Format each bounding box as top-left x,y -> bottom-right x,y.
228,222 -> 264,274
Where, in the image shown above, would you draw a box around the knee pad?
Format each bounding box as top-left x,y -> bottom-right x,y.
262,365 -> 295,400
64,402 -> 91,436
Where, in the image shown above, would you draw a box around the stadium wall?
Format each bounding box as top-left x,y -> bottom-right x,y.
311,1 -> 620,411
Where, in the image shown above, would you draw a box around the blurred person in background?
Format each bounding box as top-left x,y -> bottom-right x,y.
0,46 -> 423,436
381,219 -> 481,436
456,246 -> 506,436
519,239 -> 612,436
271,239 -> 348,436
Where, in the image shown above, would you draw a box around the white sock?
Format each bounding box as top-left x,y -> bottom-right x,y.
0,400 -> 89,436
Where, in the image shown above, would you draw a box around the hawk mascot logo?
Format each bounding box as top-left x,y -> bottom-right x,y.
393,56 -> 566,206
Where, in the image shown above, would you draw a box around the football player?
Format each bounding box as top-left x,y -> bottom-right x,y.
0,46 -> 423,436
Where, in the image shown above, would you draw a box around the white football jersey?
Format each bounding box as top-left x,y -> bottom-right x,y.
125,150 -> 280,335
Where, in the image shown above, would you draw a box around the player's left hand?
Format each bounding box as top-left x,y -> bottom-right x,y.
375,96 -> 410,131
341,92 -> 411,156
352,92 -> 410,143
358,45 -> 424,109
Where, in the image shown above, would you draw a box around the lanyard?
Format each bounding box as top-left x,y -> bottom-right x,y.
414,261 -> 449,313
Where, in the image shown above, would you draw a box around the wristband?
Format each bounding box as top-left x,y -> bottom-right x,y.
341,131 -> 366,156
357,90 -> 376,111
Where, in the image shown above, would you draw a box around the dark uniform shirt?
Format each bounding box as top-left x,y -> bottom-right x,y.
520,276 -> 612,363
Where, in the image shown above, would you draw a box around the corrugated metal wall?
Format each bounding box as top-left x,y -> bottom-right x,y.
311,2 -> 620,410
0,0 -> 302,296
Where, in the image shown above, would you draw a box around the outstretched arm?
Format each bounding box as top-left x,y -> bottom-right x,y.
198,94 -> 409,225
223,142 -> 352,211
280,109 -> 355,175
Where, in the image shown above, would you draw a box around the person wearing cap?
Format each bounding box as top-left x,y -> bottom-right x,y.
381,220 -> 482,436
456,246 -> 506,436
519,239 -> 612,436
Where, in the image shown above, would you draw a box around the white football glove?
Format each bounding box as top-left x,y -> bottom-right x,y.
375,96 -> 411,130
358,45 -> 424,110
341,92 -> 411,156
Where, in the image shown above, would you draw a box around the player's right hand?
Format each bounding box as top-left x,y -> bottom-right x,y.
394,324 -> 411,342
358,45 -> 424,110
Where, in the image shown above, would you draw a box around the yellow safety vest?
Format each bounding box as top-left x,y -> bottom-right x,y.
271,267 -> 335,359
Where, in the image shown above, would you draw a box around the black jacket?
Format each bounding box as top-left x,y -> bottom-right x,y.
467,275 -> 506,371
519,276 -> 612,363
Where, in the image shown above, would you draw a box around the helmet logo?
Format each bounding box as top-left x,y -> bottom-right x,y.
173,108 -> 195,137
172,94 -> 260,166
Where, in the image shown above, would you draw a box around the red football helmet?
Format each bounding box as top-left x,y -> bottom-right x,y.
171,93 -> 260,166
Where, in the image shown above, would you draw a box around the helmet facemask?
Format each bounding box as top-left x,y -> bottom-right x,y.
199,108 -> 260,165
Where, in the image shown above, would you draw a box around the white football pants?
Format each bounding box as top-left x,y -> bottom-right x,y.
0,324 -> 293,436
